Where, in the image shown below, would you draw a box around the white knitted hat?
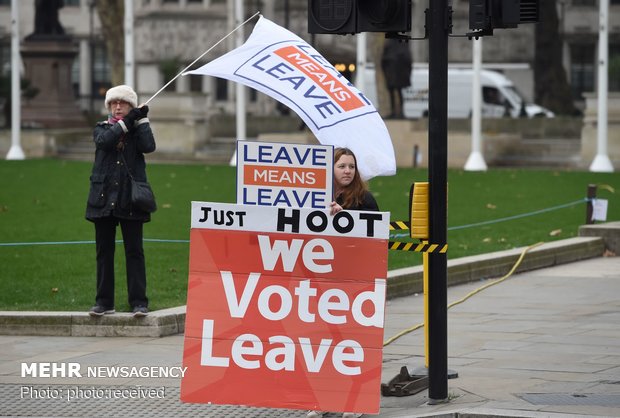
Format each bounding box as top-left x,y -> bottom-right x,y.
105,85 -> 138,109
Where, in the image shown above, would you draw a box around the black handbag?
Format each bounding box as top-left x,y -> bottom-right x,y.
121,152 -> 157,213
130,178 -> 157,213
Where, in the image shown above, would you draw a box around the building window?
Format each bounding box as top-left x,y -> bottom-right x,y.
570,43 -> 595,99
571,0 -> 596,6
0,43 -> 9,76
93,44 -> 111,99
189,75 -> 203,93
0,0 -> 10,6
610,46 -> 620,92
64,0 -> 80,6
215,78 -> 228,101
71,56 -> 80,98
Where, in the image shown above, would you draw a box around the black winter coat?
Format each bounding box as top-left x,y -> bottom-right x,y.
85,119 -> 156,222
336,191 -> 379,211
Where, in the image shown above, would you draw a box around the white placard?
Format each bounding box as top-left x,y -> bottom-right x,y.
191,201 -> 389,239
236,141 -> 333,209
592,199 -> 608,221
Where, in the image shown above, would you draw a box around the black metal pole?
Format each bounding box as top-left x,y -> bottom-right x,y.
427,0 -> 449,403
586,184 -> 597,224
284,0 -> 290,29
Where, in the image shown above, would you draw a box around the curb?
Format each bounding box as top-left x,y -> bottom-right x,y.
387,236 -> 605,299
0,236 -> 608,338
0,306 -> 186,338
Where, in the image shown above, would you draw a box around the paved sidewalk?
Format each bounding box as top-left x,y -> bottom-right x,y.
1,256 -> 619,418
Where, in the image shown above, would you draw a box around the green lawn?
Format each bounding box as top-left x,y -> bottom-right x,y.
0,159 -> 617,311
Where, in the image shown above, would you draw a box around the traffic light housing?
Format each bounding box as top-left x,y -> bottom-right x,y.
469,0 -> 538,34
308,0 -> 412,35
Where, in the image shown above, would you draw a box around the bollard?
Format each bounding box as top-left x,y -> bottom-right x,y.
586,184 -> 597,224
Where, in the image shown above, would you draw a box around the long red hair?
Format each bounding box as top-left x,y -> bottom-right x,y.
334,147 -> 369,209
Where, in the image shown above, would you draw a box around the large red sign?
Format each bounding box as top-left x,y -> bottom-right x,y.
181,202 -> 389,413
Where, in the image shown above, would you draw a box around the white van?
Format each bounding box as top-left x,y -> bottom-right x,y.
358,65 -> 554,119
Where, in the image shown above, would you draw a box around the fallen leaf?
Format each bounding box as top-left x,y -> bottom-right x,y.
482,237 -> 492,243
486,203 -> 496,209
51,288 -> 59,293
549,229 -> 562,236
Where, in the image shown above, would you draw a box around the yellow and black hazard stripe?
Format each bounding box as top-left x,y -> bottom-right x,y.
389,220 -> 410,231
388,241 -> 448,253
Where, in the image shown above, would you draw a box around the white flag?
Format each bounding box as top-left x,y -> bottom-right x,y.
184,16 -> 396,180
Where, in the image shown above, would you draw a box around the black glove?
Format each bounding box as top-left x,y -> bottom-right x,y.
122,107 -> 142,128
138,105 -> 149,118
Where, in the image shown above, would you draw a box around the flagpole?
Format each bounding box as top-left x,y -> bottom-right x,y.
144,10 -> 261,105
235,0 -> 246,142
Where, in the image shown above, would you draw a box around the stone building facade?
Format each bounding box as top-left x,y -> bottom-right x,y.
1,0 -> 618,117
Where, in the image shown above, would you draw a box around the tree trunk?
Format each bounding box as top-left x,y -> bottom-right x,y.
534,1 -> 579,115
96,0 -> 125,86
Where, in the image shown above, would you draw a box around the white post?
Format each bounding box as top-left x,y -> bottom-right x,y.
231,0 -> 246,166
589,0 -> 613,172
79,39 -> 92,110
464,37 -> 486,171
124,0 -> 135,88
356,32 -> 367,93
7,0 -> 24,160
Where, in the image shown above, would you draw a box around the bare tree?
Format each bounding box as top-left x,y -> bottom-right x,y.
534,1 -> 579,115
95,0 -> 125,86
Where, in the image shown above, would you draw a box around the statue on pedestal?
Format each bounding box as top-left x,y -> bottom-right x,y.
34,0 -> 65,36
381,39 -> 412,119
26,0 -> 68,41
21,0 -> 85,128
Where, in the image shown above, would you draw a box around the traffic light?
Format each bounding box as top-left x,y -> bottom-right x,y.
469,0 -> 538,34
357,0 -> 412,33
308,0 -> 412,35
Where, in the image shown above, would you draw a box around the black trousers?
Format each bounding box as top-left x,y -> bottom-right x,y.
94,217 -> 148,309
